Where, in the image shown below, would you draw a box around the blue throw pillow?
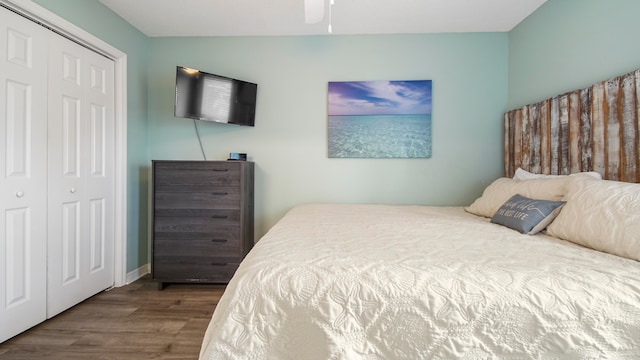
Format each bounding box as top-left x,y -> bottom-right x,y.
490,194 -> 566,235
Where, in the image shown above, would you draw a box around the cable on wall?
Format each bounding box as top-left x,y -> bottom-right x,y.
193,119 -> 207,160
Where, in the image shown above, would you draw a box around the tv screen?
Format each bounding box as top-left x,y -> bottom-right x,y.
174,66 -> 257,126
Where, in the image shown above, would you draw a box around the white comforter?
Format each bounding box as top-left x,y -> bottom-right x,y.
199,204 -> 640,359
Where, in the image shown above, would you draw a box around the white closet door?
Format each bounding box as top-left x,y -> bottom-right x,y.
0,6 -> 49,343
46,34 -> 115,317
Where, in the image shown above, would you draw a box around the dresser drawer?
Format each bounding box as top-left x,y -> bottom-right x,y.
153,257 -> 240,283
154,162 -> 240,189
154,216 -> 239,237
154,237 -> 239,258
154,188 -> 240,210
154,207 -> 239,222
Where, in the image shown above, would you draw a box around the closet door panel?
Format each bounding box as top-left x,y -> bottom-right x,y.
61,201 -> 81,284
47,33 -> 115,317
62,95 -> 81,176
89,198 -> 106,273
0,6 -> 48,343
4,209 -> 32,303
85,51 -> 114,288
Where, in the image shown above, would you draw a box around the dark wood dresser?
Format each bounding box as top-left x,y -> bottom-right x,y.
152,160 -> 254,289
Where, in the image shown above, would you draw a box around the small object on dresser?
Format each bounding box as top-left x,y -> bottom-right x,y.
228,152 -> 247,161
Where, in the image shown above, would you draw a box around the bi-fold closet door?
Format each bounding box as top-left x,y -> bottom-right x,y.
0,5 -> 115,342
0,5 -> 48,343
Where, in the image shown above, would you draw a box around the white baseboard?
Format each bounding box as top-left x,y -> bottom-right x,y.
125,263 -> 150,285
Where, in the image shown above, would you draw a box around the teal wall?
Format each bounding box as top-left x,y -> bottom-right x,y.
147,34 -> 509,237
32,0 -> 638,273
33,0 -> 150,273
508,0 -> 640,109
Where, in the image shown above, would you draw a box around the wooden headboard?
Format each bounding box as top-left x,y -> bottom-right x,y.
504,69 -> 640,182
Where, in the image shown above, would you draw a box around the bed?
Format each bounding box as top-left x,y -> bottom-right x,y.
199,69 -> 640,359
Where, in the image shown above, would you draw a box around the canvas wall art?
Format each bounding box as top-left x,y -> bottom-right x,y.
327,80 -> 432,158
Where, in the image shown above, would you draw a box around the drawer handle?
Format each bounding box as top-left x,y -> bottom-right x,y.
212,169 -> 228,172
212,192 -> 228,196
211,239 -> 227,243
211,262 -> 228,266
211,215 -> 228,219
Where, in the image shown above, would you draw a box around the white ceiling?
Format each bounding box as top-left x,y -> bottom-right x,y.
98,0 -> 548,37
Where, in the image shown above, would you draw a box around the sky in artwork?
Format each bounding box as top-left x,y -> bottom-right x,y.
328,80 -> 432,116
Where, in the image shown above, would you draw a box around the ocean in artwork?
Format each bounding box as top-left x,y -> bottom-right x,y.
328,114 -> 432,158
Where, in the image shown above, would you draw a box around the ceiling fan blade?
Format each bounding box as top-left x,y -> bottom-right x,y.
304,0 -> 325,24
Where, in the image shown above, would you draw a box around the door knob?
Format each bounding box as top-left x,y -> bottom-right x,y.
16,191 -> 24,198
70,187 -> 76,193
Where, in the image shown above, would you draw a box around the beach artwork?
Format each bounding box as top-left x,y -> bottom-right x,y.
327,80 -> 432,158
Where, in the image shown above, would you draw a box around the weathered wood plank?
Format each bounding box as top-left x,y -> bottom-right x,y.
605,77 -> 621,180
549,96 -> 562,175
559,94 -> 570,175
540,99 -> 557,174
504,112 -> 511,177
509,110 -> 517,176
621,72 -> 638,182
504,110 -> 521,177
636,70 -> 640,182
521,106 -> 531,172
568,90 -> 582,173
580,87 -> 594,172
514,108 -> 523,173
592,81 -> 607,177
528,104 -> 540,174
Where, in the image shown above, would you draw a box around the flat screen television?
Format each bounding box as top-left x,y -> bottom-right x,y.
174,66 -> 257,127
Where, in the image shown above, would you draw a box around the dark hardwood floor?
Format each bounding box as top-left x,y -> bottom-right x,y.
0,276 -> 225,360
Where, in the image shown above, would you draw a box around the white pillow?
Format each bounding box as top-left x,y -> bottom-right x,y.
546,178 -> 640,262
513,167 -> 602,180
465,177 -> 570,218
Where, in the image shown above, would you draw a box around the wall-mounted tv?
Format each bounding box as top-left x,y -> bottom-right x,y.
174,66 -> 257,127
